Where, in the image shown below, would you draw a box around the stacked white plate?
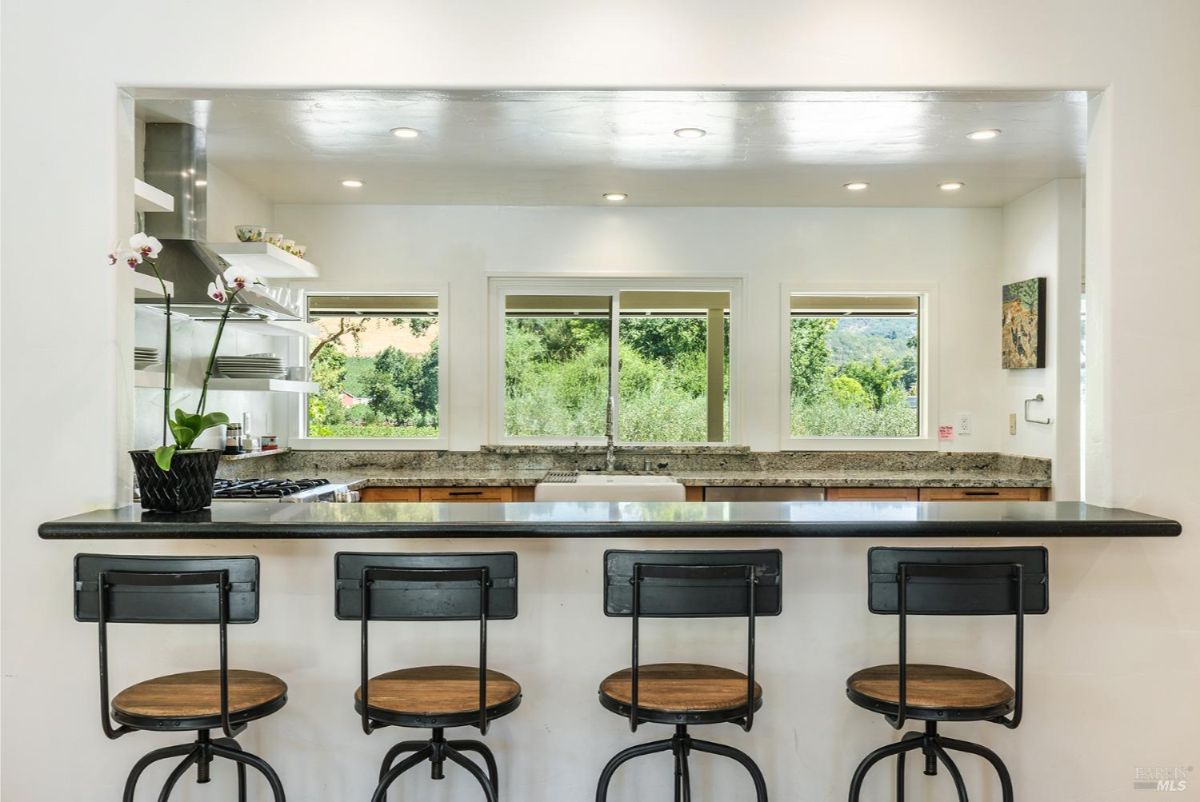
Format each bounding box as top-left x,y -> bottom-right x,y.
134,346 -> 160,370
216,353 -> 286,379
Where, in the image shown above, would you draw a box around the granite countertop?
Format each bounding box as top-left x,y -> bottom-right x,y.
218,449 -> 1052,489
39,501 -> 1181,540
335,469 -> 1050,489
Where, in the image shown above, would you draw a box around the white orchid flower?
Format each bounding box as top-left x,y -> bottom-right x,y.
120,249 -> 143,269
129,232 -> 163,260
207,281 -> 227,303
221,265 -> 262,292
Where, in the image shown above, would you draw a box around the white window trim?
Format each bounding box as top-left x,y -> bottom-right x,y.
488,275 -> 744,447
291,287 -> 450,451
780,282 -> 939,452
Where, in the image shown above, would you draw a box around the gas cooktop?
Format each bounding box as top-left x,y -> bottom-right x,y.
212,478 -> 355,502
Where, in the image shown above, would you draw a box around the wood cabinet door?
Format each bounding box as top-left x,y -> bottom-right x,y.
918,487 -> 1048,501
826,487 -> 920,502
419,487 -> 515,503
359,487 -> 420,503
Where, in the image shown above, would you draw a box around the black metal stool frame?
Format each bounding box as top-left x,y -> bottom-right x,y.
74,554 -> 286,802
847,546 -> 1050,802
596,549 -> 782,802
335,551 -> 519,802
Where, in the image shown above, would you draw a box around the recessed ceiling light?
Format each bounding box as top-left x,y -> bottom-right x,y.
341,179 -> 364,188
966,129 -> 1001,141
194,179 -> 207,187
603,192 -> 628,202
673,127 -> 707,139
390,127 -> 420,139
843,182 -> 869,191
939,181 -> 965,191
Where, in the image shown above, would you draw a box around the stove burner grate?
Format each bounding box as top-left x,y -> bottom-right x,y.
212,478 -> 330,499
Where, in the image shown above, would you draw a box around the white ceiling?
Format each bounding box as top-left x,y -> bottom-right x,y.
135,89 -> 1087,208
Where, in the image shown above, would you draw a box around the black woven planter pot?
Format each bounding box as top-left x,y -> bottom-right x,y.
129,449 -> 221,513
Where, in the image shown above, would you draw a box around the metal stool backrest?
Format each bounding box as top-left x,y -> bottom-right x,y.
334,552 -> 518,735
603,549 -> 782,732
866,546 -> 1049,729
73,554 -> 260,740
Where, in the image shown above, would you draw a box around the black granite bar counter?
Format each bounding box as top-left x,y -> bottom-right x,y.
38,501 -> 1181,540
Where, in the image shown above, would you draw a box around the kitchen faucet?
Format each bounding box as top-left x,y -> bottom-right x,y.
605,395 -> 616,473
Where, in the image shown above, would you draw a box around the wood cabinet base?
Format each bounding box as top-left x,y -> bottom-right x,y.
360,486 -> 527,503
826,487 -> 921,502
918,487 -> 1048,501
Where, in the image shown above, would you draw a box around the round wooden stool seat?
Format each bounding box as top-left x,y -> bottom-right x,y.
600,662 -> 762,716
356,665 -> 522,719
847,663 -> 1015,715
112,669 -> 287,727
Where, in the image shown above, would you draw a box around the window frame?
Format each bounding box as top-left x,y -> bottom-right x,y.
291,288 -> 449,451
780,283 -> 938,451
488,275 -> 744,447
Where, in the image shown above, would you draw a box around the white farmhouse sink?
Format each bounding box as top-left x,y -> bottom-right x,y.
534,473 -> 686,502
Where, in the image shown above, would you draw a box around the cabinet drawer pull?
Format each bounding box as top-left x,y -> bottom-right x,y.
449,490 -> 485,496
964,490 -> 1001,496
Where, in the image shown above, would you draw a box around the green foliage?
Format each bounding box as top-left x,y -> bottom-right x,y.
400,317 -> 435,336
827,317 -> 917,365
155,409 -> 229,470
153,446 -> 176,471
504,316 -> 726,442
829,375 -> 870,408
505,331 -> 609,436
307,326 -> 439,437
790,318 -> 836,402
841,357 -> 907,412
308,347 -> 349,429
789,315 -> 919,438
346,404 -> 380,424
361,342 -> 439,428
619,317 -> 707,364
308,422 -> 438,438
791,397 -> 918,437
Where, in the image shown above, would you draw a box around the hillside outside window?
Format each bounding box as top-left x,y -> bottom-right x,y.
305,293 -> 442,440
788,293 -> 924,441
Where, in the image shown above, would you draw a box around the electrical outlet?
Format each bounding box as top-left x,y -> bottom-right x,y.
1009,413 -> 1018,435
956,412 -> 972,436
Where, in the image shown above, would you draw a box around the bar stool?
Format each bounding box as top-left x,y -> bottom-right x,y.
334,552 -> 520,802
73,554 -> 287,801
595,549 -> 782,802
845,546 -> 1050,802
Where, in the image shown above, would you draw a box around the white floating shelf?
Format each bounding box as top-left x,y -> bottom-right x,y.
134,178 -> 174,214
223,318 -> 322,338
134,370 -> 173,388
207,378 -> 320,394
212,242 -> 320,279
132,271 -> 173,299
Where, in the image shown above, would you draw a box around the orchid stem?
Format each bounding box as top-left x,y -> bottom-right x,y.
147,260 -> 171,447
196,292 -> 237,416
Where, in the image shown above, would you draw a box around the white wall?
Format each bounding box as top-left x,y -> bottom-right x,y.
277,203 -> 1006,452
205,163 -> 275,251
999,180 -> 1084,496
4,2 -> 1200,801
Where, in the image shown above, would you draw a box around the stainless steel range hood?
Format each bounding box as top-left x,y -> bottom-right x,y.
135,123 -> 302,321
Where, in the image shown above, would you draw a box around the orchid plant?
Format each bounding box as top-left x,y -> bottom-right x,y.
110,233 -> 265,471
110,233 -> 173,450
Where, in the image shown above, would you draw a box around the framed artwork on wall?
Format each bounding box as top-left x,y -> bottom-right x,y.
1001,277 -> 1046,369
